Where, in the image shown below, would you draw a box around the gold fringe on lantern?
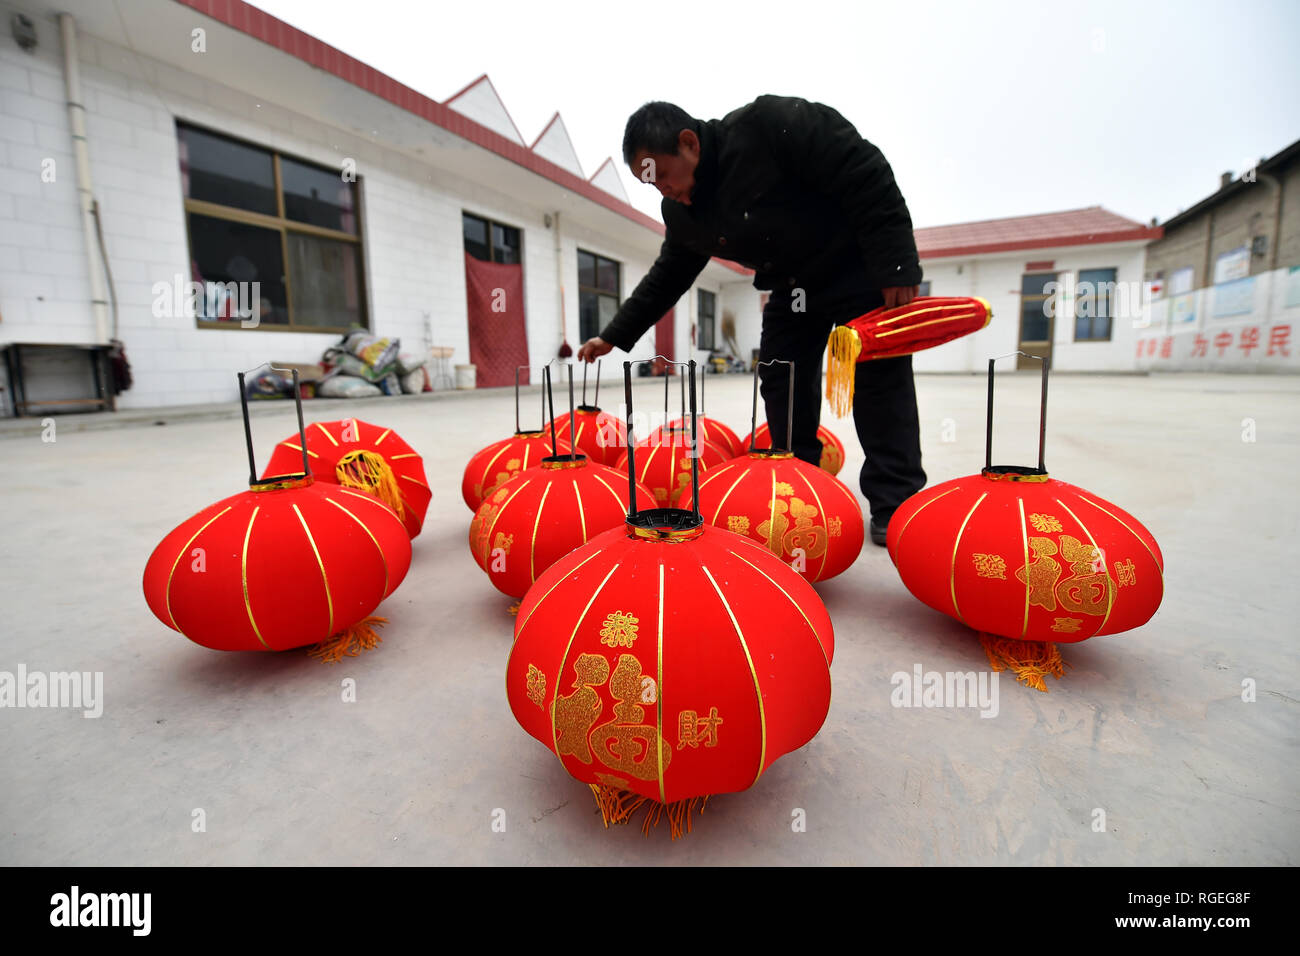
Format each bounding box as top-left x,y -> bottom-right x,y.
507,602 -> 521,616
308,615 -> 388,664
979,633 -> 1068,692
336,450 -> 405,520
825,325 -> 863,418
588,784 -> 711,840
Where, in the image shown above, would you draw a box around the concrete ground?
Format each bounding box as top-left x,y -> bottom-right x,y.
1,370 -> 1297,866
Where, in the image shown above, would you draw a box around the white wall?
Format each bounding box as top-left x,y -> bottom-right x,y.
1136,265 -> 1300,371
0,4 -> 705,410
915,243 -> 1149,372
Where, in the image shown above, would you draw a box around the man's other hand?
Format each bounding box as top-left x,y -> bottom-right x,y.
882,285 -> 920,309
577,337 -> 614,363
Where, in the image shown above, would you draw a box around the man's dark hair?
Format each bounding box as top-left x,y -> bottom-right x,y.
622,102 -> 698,166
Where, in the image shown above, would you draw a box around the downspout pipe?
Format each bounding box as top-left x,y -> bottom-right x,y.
59,13 -> 110,344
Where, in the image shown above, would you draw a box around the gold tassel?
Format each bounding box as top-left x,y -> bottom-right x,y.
336,450 -> 405,520
587,784 -> 711,840
308,615 -> 388,664
825,325 -> 862,418
507,602 -> 521,616
979,633 -> 1068,692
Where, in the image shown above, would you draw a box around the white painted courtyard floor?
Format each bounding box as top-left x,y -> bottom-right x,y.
0,370 -> 1296,865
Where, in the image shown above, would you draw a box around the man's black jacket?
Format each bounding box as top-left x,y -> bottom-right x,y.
598,94 -> 923,352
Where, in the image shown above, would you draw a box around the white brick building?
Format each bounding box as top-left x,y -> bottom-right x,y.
0,0 -> 761,412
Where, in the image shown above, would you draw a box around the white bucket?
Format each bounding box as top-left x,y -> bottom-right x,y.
454,364 -> 476,389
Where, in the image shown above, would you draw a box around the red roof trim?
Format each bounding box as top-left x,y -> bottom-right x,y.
171,0 -> 751,276
529,111 -> 562,151
919,226 -> 1163,260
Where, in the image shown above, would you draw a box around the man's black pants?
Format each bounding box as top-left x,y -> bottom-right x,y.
757,274 -> 926,526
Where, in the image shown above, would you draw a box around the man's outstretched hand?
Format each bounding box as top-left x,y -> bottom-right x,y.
882,285 -> 920,309
577,337 -> 613,363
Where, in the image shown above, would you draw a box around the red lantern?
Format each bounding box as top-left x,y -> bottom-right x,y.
663,416 -> 742,459
614,427 -> 727,508
462,430 -> 570,511
462,366 -> 574,510
826,296 -> 992,415
676,449 -> 864,582
261,418 -> 429,538
551,407 -> 627,466
550,361 -> 627,465
887,357 -> 1164,689
751,420 -> 846,476
469,453 -> 656,598
507,360 -> 834,837
143,373 -> 411,662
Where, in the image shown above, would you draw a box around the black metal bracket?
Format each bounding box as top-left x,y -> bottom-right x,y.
623,358 -> 701,524
748,359 -> 795,453
237,363 -> 309,485
985,351 -> 1050,473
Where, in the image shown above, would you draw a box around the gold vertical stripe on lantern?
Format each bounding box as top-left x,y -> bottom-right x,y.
729,549 -> 830,669
530,483 -> 554,582
702,566 -> 767,787
241,506 -> 271,649
514,549 -> 606,637
949,493 -> 987,626
292,503 -> 334,636
1018,498 -> 1030,640
656,562 -> 667,805
314,422 -> 340,447
165,505 -> 232,630
324,496 -> 389,597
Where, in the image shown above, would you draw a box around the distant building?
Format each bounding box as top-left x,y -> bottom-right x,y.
1139,139 -> 1300,371
912,207 -> 1162,372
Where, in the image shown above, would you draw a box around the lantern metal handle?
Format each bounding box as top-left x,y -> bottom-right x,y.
542,363 -> 580,459
236,362 -> 310,485
985,351 -> 1049,473
747,359 -> 795,453
580,358 -> 601,410
515,361 -> 554,434
623,358 -> 702,528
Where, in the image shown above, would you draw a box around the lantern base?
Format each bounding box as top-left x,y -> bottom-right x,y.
307,615 -> 388,664
588,785 -> 711,840
979,633 -> 1069,692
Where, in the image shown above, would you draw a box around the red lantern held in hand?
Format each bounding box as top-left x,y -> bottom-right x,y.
506,359 -> 834,838
143,368 -> 411,662
261,418 -> 429,538
826,296 -> 992,416
887,354 -> 1164,690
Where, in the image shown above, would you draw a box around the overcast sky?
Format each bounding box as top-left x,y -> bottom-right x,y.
248,0 -> 1299,230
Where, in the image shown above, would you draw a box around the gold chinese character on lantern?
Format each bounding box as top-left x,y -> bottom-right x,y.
774,481 -> 795,497
1029,513 -> 1063,533
493,531 -> 514,556
1050,617 -> 1083,634
599,610 -> 640,648
677,706 -> 723,749
1114,558 -> 1136,587
526,664 -> 546,708
726,515 -> 750,535
972,552 -> 1007,579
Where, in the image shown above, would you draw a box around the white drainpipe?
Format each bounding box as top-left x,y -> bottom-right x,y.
553,211 -> 566,347
59,13 -> 109,344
